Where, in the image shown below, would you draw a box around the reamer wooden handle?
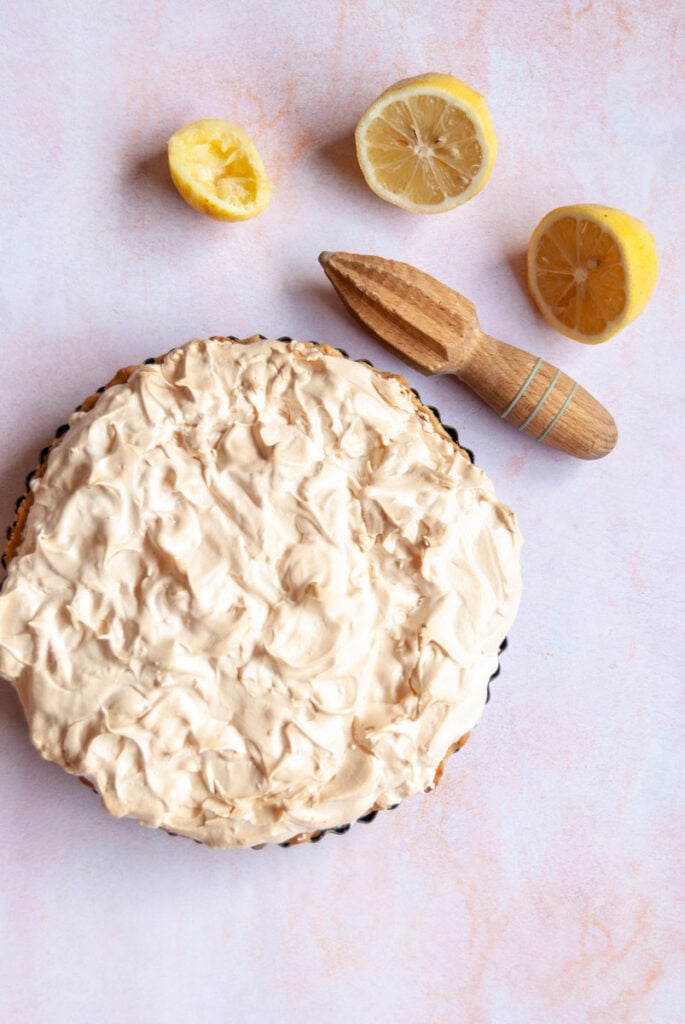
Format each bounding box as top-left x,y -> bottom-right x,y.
456,331 -> 617,460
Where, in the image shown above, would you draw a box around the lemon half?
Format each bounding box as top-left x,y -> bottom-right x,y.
354,73 -> 497,214
527,205 -> 658,343
168,119 -> 271,222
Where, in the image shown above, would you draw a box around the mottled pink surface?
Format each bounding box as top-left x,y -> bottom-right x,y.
0,2 -> 682,1022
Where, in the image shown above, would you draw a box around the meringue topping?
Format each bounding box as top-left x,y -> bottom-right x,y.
0,338 -> 522,847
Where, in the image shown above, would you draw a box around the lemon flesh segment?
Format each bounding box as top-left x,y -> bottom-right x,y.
355,73 -> 497,214
168,119 -> 271,222
527,205 -> 658,344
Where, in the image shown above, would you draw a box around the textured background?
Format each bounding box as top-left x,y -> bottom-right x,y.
0,2 -> 682,1022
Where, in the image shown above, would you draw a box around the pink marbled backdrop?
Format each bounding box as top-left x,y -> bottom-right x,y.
0,2 -> 682,1022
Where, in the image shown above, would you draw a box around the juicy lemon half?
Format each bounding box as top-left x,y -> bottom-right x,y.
168,119 -> 272,222
527,205 -> 658,343
354,73 -> 497,214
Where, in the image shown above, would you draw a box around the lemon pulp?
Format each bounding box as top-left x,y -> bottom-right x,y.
527,205 -> 658,343
355,73 -> 497,214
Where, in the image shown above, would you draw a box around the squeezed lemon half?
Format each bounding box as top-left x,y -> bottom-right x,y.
354,73 -> 497,214
527,205 -> 658,343
167,119 -> 272,222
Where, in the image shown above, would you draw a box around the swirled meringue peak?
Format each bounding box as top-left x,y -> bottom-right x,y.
0,337 -> 522,848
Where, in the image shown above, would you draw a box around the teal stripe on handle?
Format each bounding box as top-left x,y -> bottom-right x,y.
537,382 -> 579,441
500,357 -> 542,419
518,369 -> 561,431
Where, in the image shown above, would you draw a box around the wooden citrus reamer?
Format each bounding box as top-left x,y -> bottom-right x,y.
319,251 -> 617,460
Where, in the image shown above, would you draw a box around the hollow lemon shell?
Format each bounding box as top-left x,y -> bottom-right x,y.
167,119 -> 272,222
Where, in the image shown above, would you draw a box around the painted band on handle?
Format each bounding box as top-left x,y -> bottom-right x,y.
501,358 -> 580,441
518,369 -> 561,430
537,381 -> 579,441
500,357 -> 542,419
